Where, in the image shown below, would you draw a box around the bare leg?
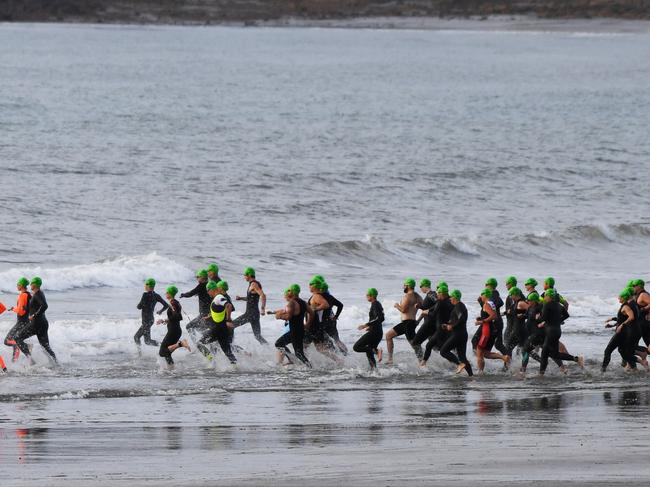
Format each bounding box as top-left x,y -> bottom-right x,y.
476,348 -> 485,372
385,329 -> 397,365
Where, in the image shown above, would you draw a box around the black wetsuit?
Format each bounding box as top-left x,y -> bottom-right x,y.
14,289 -> 57,363
197,297 -> 237,364
323,292 -> 344,347
636,290 -> 650,346
603,301 -> 640,371
410,291 -> 439,358
135,291 -> 168,346
422,296 -> 454,362
439,301 -> 473,376
521,302 -> 543,369
504,298 -> 527,356
503,292 -> 516,350
275,297 -> 311,366
4,291 -> 31,360
159,299 -> 183,365
232,280 -> 267,344
539,301 -> 578,374
353,300 -> 384,368
181,281 -> 211,333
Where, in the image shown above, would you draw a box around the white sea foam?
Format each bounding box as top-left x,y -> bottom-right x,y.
0,253 -> 192,293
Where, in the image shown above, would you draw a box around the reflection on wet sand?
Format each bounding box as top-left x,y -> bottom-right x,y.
4,385 -> 650,485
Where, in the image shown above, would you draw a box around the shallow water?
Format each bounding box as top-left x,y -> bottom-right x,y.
1,22 -> 649,484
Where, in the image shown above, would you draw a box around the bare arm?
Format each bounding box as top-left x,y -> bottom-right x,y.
251,282 -> 266,312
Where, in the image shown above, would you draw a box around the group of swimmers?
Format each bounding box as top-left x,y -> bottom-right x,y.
2,265 -> 650,376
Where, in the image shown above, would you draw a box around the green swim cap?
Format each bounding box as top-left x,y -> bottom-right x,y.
620,288 -> 634,300
437,281 -> 448,289
485,277 -> 498,288
314,274 -> 325,282
30,276 -> 42,287
216,280 -> 228,291
419,278 -> 432,288
206,280 -> 218,291
527,292 -> 540,302
544,289 -> 557,300
145,278 -> 156,287
244,267 -> 255,277
437,285 -> 449,295
632,279 -> 645,288
207,263 -> 219,274
450,289 -> 462,300
544,277 -> 555,288
17,277 -> 29,288
367,288 -> 378,298
290,284 -> 301,295
506,276 -> 517,286
508,287 -> 522,297
196,269 -> 208,279
321,282 -> 330,292
524,278 -> 538,287
166,285 -> 178,297
480,288 -> 492,298
309,276 -> 324,287
404,278 -> 416,289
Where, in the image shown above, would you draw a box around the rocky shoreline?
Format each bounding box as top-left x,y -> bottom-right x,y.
2,0 -> 650,25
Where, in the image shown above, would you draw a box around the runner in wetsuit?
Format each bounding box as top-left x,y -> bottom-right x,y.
385,278 -> 422,365
602,287 -> 644,371
632,279 -> 650,351
353,288 -> 384,369
271,284 -> 311,367
181,269 -> 211,335
13,277 -> 57,365
234,267 -> 267,345
410,280 -> 439,360
504,287 -> 527,358
4,277 -> 31,362
156,286 -> 190,368
197,280 -> 237,364
474,288 -> 508,373
306,277 -> 342,364
321,281 -> 347,355
538,289 -> 584,375
134,278 -> 168,348
421,284 -> 454,366
437,289 -> 473,376
502,276 -> 518,353
485,277 -> 508,356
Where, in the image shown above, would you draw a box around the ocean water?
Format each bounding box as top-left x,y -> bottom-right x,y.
1,22 -> 650,485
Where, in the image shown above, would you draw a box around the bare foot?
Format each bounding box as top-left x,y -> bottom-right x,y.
418,360 -> 427,369
577,355 -> 585,368
180,339 -> 191,352
503,355 -> 511,370
455,363 -> 466,374
376,348 -> 383,363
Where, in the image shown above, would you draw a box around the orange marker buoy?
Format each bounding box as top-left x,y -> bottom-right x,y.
0,302 -> 6,314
